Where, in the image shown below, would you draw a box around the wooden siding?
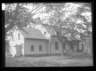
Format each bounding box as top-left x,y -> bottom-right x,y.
50,37 -> 62,54
24,38 -> 48,55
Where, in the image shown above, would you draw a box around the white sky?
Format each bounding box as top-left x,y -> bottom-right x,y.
2,3 -> 5,10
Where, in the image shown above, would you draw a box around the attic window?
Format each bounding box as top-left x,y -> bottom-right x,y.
44,32 -> 46,35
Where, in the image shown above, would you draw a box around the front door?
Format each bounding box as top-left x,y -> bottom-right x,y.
79,43 -> 84,52
16,45 -> 22,56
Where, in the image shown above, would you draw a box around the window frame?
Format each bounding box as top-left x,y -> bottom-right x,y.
39,45 -> 42,51
31,45 -> 34,51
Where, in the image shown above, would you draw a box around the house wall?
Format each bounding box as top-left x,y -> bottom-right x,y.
9,29 -> 24,57
78,36 -> 92,54
50,36 -> 62,54
24,38 -> 48,55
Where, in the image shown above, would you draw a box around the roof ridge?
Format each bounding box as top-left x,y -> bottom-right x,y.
19,27 -> 29,35
18,27 -> 47,39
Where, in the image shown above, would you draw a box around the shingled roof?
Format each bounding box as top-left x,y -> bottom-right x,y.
19,27 -> 47,40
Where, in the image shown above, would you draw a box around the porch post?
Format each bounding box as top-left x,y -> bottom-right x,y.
79,42 -> 82,51
48,39 -> 51,55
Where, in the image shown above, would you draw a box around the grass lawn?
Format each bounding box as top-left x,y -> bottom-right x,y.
5,53 -> 93,67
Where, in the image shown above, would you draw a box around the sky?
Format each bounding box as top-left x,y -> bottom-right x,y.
2,3 -> 5,10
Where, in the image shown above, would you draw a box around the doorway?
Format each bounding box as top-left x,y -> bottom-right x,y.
16,45 -> 22,56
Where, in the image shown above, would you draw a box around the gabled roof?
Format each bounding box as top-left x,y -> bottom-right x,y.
19,27 -> 47,40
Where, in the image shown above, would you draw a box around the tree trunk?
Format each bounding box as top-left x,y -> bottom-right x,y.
61,40 -> 69,56
61,44 -> 64,56
5,4 -> 20,34
61,43 -> 65,56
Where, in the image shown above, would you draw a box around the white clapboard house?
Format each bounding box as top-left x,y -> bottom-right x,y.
6,24 -> 91,57
7,24 -> 63,57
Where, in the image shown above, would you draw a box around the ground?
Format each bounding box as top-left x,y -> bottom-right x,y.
5,53 -> 93,67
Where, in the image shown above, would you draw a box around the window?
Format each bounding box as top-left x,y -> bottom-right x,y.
31,45 -> 34,51
55,42 -> 58,50
18,33 -> 20,40
39,45 -> 42,51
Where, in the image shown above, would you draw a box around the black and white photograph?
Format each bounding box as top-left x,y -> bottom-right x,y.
4,3 -> 93,67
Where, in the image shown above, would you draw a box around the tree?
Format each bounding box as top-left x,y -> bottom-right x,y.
5,3 -> 92,55
40,3 -> 92,55
5,3 -> 48,53
5,3 -> 46,34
